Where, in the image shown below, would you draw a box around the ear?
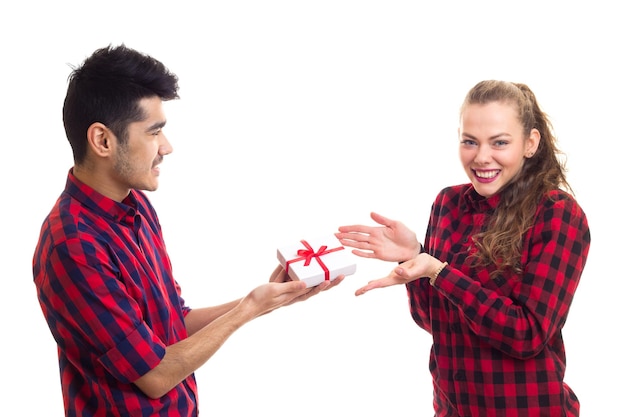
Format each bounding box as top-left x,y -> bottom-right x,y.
525,128 -> 541,158
86,122 -> 114,158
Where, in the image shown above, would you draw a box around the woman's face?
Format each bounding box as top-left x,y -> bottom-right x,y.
458,101 -> 539,198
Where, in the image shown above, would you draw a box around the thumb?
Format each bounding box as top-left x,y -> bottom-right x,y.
370,212 -> 394,227
394,263 -> 425,281
282,280 -> 308,293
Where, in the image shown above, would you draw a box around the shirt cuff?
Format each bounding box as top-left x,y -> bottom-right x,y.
99,324 -> 167,384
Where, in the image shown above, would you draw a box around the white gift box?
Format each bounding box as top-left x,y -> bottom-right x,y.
277,235 -> 357,288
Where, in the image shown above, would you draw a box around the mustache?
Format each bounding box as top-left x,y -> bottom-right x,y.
152,156 -> 164,167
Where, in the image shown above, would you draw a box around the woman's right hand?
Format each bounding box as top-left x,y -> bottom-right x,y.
336,212 -> 421,262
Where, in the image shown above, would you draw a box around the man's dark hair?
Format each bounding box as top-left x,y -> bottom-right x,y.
62,44 -> 180,164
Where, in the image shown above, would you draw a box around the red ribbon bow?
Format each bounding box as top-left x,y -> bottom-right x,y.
285,239 -> 345,281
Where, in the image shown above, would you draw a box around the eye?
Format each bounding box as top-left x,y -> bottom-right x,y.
461,138 -> 477,147
493,140 -> 509,147
151,128 -> 162,136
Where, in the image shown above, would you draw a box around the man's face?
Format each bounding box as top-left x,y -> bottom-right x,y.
111,96 -> 172,194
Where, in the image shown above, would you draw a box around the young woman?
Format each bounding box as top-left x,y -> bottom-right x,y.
336,80 -> 590,417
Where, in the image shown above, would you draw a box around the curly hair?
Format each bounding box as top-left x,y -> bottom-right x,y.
461,80 -> 571,276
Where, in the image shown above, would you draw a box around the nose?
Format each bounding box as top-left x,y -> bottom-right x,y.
474,144 -> 491,164
159,133 -> 173,156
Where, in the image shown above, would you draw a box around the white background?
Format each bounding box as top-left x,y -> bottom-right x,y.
1,1 -> 623,416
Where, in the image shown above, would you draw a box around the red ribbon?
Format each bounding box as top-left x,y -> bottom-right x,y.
285,240 -> 345,281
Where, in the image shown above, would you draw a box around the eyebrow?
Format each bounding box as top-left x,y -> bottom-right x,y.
145,121 -> 167,133
461,132 -> 511,140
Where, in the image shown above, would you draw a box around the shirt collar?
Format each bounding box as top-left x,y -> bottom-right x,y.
65,168 -> 137,223
462,184 -> 500,213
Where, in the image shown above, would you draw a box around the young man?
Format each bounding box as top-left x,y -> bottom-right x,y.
33,44 -> 343,416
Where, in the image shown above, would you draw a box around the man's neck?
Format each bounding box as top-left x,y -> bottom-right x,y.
72,164 -> 130,203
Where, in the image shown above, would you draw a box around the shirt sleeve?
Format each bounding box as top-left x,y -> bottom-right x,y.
405,198 -> 441,334
434,193 -> 590,359
39,237 -> 167,383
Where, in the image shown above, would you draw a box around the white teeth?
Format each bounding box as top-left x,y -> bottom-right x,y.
475,170 -> 499,179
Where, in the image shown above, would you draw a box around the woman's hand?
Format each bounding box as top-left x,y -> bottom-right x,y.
336,212 -> 421,262
355,253 -> 440,296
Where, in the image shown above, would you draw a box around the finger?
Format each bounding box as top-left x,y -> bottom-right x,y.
317,276 -> 343,291
354,278 -> 391,296
289,284 -> 323,303
355,287 -> 369,296
350,249 -> 378,258
338,238 -> 372,251
336,227 -> 372,237
328,275 -> 345,288
370,212 -> 394,227
335,232 -> 374,247
291,276 -> 339,301
355,281 -> 378,296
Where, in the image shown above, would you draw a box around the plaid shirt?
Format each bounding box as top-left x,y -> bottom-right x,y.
407,184 -> 590,417
33,170 -> 198,416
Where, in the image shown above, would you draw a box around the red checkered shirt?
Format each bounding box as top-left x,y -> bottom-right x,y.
407,184 -> 590,417
33,170 -> 198,416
